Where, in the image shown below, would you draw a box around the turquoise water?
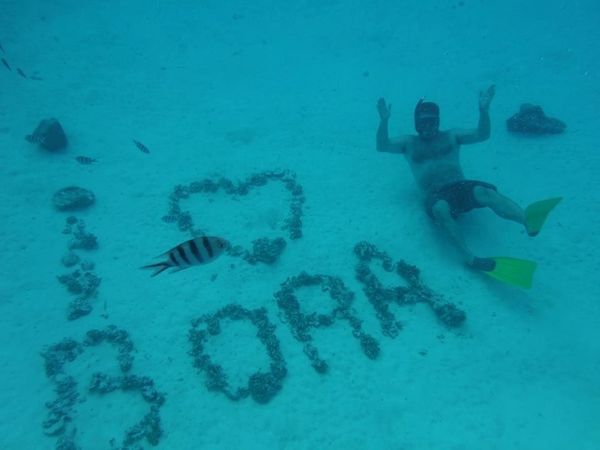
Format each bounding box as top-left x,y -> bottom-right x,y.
1,1 -> 598,449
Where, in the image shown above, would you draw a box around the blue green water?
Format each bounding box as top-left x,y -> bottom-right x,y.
0,1 -> 598,449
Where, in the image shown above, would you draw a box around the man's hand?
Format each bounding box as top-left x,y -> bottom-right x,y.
377,97 -> 392,120
479,85 -> 495,111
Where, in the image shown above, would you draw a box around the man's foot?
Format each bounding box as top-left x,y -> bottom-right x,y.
473,256 -> 538,289
524,197 -> 562,236
470,257 -> 497,272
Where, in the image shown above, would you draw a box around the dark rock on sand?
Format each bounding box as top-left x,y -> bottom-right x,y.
506,104 -> 566,135
53,186 -> 95,211
25,118 -> 68,151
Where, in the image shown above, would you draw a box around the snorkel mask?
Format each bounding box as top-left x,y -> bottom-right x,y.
414,99 -> 440,136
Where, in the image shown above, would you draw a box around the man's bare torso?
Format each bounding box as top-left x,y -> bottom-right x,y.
404,130 -> 465,194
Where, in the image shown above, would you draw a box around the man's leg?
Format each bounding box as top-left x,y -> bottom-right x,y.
473,186 -> 526,228
431,199 -> 475,266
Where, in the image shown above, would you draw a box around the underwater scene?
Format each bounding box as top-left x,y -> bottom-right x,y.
0,0 -> 598,449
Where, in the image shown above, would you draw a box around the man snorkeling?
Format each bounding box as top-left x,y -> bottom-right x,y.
375,85 -> 561,288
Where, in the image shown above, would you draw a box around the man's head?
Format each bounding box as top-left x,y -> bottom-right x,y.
414,99 -> 440,138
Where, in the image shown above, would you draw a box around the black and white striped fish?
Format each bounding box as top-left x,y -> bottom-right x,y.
75,155 -> 97,165
133,139 -> 150,154
141,236 -> 229,277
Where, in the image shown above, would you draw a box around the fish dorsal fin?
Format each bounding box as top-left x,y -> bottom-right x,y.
156,236 -> 212,259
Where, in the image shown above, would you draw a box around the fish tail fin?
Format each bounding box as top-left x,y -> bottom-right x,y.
141,262 -> 170,277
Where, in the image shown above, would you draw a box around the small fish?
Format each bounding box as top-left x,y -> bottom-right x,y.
141,236 -> 229,277
133,139 -> 150,154
16,68 -> 26,78
161,215 -> 178,223
1,58 -> 11,71
75,156 -> 97,165
0,41 -> 4,54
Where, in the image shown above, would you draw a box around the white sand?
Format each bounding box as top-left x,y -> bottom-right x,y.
1,1 -> 599,449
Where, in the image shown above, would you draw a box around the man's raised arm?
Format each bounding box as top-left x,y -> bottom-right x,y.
455,85 -> 496,145
376,98 -> 406,153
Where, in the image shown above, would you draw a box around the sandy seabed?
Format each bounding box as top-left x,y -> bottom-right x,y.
1,1 -> 599,449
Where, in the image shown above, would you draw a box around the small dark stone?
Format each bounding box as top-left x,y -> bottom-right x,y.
41,340 -> 83,377
52,186 -> 95,211
61,251 -> 80,268
360,334 -> 380,359
80,260 -> 95,271
67,297 -> 92,320
506,103 -> 566,135
25,118 -> 68,151
57,271 -> 83,295
55,436 -> 79,450
69,222 -> 99,250
246,237 -> 286,264
248,372 -> 281,404
434,303 -> 466,328
312,359 -> 328,374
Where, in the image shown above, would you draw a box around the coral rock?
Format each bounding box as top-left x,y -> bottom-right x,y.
25,118 -> 68,151
53,186 -> 95,211
506,104 -> 566,135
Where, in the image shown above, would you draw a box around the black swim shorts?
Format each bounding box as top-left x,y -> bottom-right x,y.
425,180 -> 497,219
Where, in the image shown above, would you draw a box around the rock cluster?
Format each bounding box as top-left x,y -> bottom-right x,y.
57,217 -> 101,320
41,326 -> 165,450
165,170 -> 304,265
189,304 -> 287,404
275,272 -> 380,374
506,104 -> 566,135
354,240 -> 466,336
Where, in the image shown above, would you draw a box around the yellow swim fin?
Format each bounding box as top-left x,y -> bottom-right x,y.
525,197 -> 562,236
474,256 -> 537,289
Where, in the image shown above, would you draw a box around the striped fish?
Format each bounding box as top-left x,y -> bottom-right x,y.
75,155 -> 97,165
133,139 -> 150,154
142,236 -> 229,277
